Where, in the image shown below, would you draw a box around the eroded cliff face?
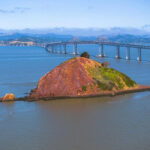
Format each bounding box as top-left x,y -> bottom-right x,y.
29,57 -> 136,99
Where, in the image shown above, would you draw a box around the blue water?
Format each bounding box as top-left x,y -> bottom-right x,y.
0,46 -> 70,97
0,46 -> 150,150
0,46 -> 150,97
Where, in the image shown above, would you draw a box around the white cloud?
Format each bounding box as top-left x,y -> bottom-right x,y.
0,7 -> 30,14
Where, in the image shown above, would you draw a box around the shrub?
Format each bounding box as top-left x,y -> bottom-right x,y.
80,52 -> 90,58
82,85 -> 87,91
96,80 -> 114,90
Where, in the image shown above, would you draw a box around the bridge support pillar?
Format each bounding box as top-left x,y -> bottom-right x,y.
48,46 -> 52,52
54,45 -> 57,53
73,43 -> 78,55
59,45 -> 62,54
98,44 -> 104,57
76,44 -> 79,55
54,46 -> 57,53
46,46 -> 49,52
126,47 -> 130,60
56,45 -> 60,53
51,46 -> 54,53
63,44 -> 67,54
137,48 -> 141,61
115,46 -> 120,59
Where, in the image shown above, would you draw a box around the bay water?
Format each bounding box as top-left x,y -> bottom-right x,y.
0,46 -> 150,150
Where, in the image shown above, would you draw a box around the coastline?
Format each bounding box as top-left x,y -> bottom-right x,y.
1,85 -> 150,102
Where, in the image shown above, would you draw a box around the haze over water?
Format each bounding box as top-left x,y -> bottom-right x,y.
0,46 -> 150,150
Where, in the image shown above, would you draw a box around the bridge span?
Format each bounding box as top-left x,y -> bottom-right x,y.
45,41 -> 150,61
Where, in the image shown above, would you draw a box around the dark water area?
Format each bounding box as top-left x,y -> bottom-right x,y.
0,46 -> 150,150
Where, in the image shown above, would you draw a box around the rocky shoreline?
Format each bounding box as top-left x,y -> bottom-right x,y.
1,85 -> 150,102
1,57 -> 150,102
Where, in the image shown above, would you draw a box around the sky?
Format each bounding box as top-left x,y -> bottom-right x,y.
0,0 -> 150,29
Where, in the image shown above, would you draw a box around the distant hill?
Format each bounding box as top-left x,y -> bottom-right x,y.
1,27 -> 150,46
1,27 -> 150,36
0,33 -> 74,46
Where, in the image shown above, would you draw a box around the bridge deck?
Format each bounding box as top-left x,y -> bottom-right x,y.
46,41 -> 150,49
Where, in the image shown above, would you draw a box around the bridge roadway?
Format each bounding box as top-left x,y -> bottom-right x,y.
45,41 -> 150,61
46,41 -> 150,49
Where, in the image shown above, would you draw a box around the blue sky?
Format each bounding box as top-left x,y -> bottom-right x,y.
0,0 -> 150,29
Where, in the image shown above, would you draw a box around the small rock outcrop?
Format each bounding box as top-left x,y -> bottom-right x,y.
1,93 -> 15,101
29,57 -> 137,99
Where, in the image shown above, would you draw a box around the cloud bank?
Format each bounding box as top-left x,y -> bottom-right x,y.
0,7 -> 30,14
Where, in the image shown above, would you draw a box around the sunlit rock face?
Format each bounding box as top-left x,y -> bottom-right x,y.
2,93 -> 15,101
29,57 -> 136,99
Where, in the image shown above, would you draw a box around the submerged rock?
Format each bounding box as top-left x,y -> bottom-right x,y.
2,93 -> 15,101
29,57 -> 137,99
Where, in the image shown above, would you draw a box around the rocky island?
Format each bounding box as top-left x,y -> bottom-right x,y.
28,56 -> 150,100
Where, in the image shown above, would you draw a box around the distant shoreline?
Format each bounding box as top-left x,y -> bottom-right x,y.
0,45 -> 44,47
1,85 -> 150,102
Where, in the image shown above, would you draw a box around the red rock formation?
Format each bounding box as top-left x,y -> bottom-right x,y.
1,93 -> 15,101
29,57 -> 95,98
28,57 -> 137,99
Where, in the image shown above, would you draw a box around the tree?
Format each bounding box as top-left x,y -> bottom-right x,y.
80,52 -> 90,58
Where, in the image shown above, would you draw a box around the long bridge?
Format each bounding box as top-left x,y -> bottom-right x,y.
45,41 -> 150,61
